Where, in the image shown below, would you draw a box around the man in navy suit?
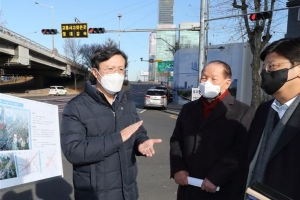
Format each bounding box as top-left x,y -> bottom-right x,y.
246,37 -> 300,200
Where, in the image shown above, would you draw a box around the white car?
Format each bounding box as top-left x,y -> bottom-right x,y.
144,89 -> 168,109
49,86 -> 67,96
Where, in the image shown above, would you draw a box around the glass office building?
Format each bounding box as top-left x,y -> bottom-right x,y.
179,22 -> 200,48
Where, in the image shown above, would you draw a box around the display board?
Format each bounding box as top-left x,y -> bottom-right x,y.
0,94 -> 63,189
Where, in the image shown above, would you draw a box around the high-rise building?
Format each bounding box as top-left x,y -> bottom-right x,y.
148,0 -> 175,82
179,22 -> 200,48
158,0 -> 174,24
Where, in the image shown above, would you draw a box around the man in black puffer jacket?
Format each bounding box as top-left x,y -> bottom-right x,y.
61,45 -> 162,200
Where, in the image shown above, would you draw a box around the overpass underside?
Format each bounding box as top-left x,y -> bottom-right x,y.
0,27 -> 89,87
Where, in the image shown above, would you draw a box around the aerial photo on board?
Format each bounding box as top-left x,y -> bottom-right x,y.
0,153 -> 17,180
0,105 -> 30,151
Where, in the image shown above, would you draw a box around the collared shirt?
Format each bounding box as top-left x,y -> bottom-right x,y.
271,95 -> 298,119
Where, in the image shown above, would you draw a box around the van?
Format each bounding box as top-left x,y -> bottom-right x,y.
144,89 -> 168,109
49,86 -> 67,96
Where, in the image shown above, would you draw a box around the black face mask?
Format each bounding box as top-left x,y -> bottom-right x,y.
260,67 -> 297,95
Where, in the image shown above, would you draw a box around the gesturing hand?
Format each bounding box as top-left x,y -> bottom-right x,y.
138,139 -> 162,157
120,120 -> 143,142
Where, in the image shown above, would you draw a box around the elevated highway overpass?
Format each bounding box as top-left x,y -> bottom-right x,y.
0,26 -> 89,87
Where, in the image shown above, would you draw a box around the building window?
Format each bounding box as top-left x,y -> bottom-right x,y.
298,8 -> 300,21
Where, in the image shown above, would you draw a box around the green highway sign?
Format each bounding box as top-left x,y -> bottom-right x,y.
61,23 -> 88,38
157,61 -> 173,72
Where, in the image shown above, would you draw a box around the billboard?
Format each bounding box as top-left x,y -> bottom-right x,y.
140,71 -> 149,76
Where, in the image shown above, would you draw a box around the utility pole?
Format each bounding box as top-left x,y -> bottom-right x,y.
118,13 -> 122,49
205,0 -> 210,65
198,0 -> 206,85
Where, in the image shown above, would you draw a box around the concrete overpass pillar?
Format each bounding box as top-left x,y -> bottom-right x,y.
34,75 -> 44,88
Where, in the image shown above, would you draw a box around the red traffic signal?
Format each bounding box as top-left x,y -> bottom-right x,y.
249,11 -> 272,21
88,28 -> 105,34
41,29 -> 58,35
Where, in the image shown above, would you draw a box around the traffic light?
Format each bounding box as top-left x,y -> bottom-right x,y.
41,29 -> 58,35
88,28 -> 105,34
249,11 -> 272,21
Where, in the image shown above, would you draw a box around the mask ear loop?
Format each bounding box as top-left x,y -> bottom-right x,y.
219,79 -> 231,94
287,64 -> 299,82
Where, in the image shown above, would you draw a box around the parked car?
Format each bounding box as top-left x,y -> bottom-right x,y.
49,86 -> 67,96
144,89 -> 168,109
151,85 -> 173,102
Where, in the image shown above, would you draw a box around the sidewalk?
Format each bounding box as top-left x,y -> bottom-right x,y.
167,101 -> 184,111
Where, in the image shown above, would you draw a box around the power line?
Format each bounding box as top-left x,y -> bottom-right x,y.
104,27 -> 200,33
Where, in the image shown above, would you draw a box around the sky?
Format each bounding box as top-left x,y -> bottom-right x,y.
0,0 -> 288,81
0,0 -> 201,81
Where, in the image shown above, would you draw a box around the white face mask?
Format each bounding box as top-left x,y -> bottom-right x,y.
96,70 -> 124,94
199,80 -> 226,98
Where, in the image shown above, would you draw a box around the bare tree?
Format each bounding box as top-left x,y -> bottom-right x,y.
78,38 -> 118,84
79,38 -> 118,69
157,72 -> 170,83
63,38 -> 81,90
165,40 -> 182,55
232,0 -> 276,108
0,10 -> 7,27
79,44 -> 102,69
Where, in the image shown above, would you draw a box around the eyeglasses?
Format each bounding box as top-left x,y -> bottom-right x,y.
262,62 -> 291,72
101,66 -> 125,74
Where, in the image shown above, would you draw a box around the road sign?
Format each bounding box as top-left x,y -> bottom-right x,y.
157,61 -> 173,72
61,23 -> 88,38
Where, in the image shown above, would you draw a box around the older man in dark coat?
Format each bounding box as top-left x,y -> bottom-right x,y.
170,60 -> 255,200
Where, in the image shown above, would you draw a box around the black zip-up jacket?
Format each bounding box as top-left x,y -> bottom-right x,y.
61,81 -> 149,200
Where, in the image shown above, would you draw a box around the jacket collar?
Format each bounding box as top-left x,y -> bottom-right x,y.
84,80 -> 126,107
270,102 -> 300,159
199,93 -> 233,130
191,93 -> 233,131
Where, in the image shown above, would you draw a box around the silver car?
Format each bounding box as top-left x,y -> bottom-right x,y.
144,89 -> 168,109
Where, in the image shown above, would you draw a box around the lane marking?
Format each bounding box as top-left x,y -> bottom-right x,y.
170,115 -> 177,120
140,109 -> 146,113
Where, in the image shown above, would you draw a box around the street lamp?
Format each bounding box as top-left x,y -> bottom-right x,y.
35,2 -> 55,51
154,37 -> 177,54
205,46 -> 225,66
